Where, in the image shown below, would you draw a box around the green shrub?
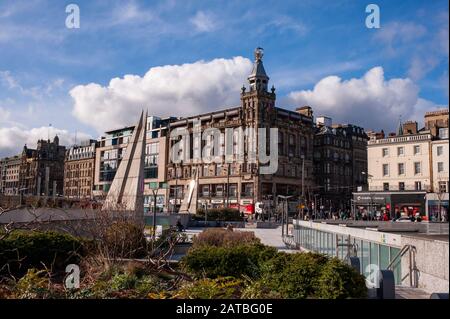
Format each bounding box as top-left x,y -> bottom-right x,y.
14,268 -> 50,299
0,231 -> 85,277
256,253 -> 367,299
192,228 -> 260,248
110,273 -> 138,291
241,279 -> 282,299
195,208 -> 243,221
174,277 -> 243,299
258,252 -> 329,299
316,258 -> 367,299
181,244 -> 277,279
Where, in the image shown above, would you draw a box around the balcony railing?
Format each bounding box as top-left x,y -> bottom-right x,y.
368,134 -> 431,145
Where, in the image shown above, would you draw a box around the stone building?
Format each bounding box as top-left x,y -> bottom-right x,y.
313,116 -> 368,210
166,48 -> 315,215
64,140 -> 97,199
19,136 -> 66,196
425,109 -> 449,137
0,155 -> 21,195
354,109 -> 449,220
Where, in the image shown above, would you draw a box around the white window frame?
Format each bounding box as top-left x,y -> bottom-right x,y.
382,164 -> 389,176
414,162 -> 421,175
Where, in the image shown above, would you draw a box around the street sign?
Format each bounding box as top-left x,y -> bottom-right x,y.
160,182 -> 168,189
149,182 -> 169,190
149,182 -> 159,189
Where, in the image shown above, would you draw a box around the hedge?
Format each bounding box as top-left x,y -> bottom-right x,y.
194,208 -> 243,221
0,231 -> 85,277
192,228 -> 260,248
181,244 -> 277,279
255,253 -> 367,299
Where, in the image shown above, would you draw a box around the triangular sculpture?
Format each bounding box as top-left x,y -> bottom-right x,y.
179,168 -> 198,214
103,111 -> 147,221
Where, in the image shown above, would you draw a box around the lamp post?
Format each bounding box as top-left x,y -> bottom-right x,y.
278,195 -> 293,238
301,155 -> 305,204
149,182 -> 168,240
226,162 -> 231,208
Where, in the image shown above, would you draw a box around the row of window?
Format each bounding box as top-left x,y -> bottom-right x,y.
381,181 -> 448,192
382,181 -> 423,191
382,145 -> 445,157
319,163 -> 352,176
382,161 -> 446,177
66,162 -> 93,170
199,183 -> 253,198
64,188 -> 91,196
65,169 -> 93,178
65,179 -> 92,187
3,175 -> 19,180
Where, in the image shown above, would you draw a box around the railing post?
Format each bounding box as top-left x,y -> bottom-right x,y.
409,246 -> 413,287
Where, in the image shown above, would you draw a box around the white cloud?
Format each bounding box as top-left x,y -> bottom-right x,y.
374,19 -> 448,83
70,56 -> 252,133
285,66 -> 441,131
190,11 -> 217,32
0,126 -> 91,158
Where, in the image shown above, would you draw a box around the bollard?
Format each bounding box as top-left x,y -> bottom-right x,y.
376,270 -> 395,299
348,257 -> 361,273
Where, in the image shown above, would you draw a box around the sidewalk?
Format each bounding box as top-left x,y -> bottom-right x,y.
240,226 -> 297,253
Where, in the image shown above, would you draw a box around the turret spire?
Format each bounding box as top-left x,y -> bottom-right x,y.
248,47 -> 269,92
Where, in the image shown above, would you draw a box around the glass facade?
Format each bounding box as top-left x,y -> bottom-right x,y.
144,142 -> 159,179
293,224 -> 402,284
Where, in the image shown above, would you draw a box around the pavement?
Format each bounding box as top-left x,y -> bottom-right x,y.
395,286 -> 431,299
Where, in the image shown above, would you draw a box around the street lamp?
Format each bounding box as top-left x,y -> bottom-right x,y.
278,195 -> 293,238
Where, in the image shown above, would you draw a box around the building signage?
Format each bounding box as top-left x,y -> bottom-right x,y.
354,194 -> 388,204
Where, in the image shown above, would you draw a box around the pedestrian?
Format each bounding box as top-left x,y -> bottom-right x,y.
176,220 -> 184,232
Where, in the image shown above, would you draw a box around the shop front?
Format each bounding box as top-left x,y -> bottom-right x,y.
353,191 -> 426,220
426,193 -> 449,222
353,193 -> 390,219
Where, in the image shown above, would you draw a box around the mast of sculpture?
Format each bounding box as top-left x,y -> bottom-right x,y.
103,111 -> 147,222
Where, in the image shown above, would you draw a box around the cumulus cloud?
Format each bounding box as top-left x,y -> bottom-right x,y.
0,126 -> 91,157
285,66 -> 442,131
70,56 -> 252,133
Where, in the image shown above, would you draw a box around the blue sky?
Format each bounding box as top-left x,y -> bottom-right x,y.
0,0 -> 448,156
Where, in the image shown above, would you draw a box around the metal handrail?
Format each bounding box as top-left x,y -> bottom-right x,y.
387,244 -> 418,287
